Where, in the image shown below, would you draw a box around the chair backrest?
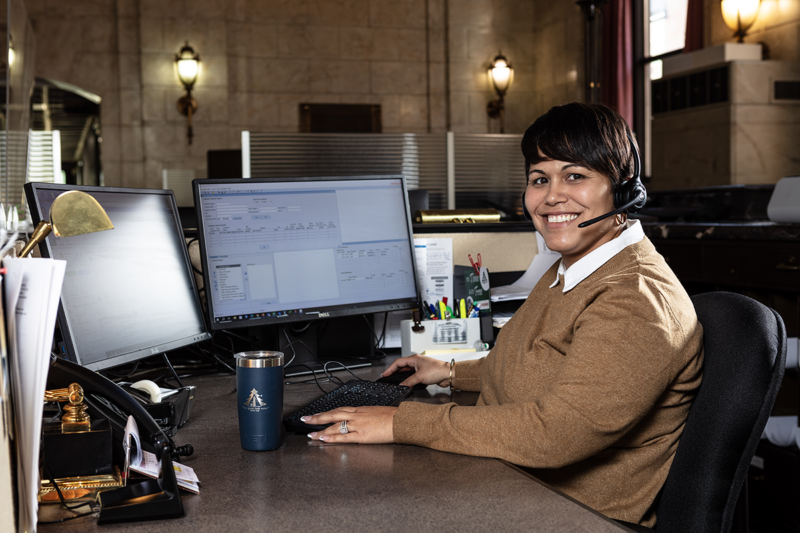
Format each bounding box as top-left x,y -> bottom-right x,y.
655,292 -> 787,533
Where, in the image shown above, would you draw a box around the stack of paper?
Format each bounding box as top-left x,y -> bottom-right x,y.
3,258 -> 67,533
491,233 -> 560,302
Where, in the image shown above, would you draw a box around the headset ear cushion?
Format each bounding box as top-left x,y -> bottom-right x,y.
522,191 -> 532,221
614,177 -> 647,212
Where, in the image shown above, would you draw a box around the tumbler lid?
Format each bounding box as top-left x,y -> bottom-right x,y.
234,351 -> 284,368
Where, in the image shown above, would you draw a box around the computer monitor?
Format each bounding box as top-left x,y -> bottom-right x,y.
193,176 -> 419,372
25,183 -> 211,371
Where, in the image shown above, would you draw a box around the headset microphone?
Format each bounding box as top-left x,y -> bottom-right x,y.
576,191 -> 644,227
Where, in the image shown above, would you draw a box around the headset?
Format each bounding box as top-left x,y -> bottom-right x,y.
522,132 -> 647,228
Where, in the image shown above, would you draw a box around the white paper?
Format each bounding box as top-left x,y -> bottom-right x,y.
3,257 -> 66,533
786,337 -> 798,370
128,450 -> 200,494
491,233 -> 560,302
374,310 -> 412,349
123,416 -> 143,486
761,416 -> 800,448
414,238 -> 453,305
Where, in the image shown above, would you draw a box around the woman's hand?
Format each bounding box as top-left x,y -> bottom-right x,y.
303,406 -> 397,444
382,354 -> 451,388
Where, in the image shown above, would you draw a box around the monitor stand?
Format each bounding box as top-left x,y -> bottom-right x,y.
273,315 -> 381,377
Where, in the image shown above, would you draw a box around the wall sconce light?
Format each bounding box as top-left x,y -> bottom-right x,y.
721,0 -> 762,43
486,53 -> 514,133
8,35 -> 15,68
175,41 -> 200,145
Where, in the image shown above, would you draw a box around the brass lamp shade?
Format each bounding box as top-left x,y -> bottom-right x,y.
18,190 -> 114,258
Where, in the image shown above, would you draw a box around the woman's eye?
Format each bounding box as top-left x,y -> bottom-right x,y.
529,176 -> 548,185
566,173 -> 586,181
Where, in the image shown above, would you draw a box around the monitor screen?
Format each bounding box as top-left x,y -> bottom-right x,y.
194,176 -> 419,331
25,183 -> 211,371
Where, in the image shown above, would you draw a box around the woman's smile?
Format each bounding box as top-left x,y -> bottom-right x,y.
525,158 -> 622,268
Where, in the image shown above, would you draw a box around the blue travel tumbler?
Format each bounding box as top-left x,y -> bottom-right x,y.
235,351 -> 284,451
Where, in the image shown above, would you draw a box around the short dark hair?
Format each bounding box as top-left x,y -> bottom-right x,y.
521,103 -> 637,191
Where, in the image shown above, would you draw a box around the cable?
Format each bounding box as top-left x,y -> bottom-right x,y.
289,321 -> 312,334
104,361 -> 140,379
323,361 -> 364,382
161,353 -> 185,388
283,364 -> 328,393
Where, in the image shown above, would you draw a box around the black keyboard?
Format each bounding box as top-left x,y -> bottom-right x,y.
284,379 -> 413,433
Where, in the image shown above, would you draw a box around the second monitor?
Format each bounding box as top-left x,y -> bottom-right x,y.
193,176 -> 420,372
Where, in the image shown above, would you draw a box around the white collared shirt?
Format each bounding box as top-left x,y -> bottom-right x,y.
549,220 -> 645,293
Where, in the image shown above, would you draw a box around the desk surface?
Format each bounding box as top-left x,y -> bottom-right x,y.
42,363 -> 631,532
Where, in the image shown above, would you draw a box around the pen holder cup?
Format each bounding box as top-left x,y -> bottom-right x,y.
400,318 -> 482,357
235,351 -> 285,451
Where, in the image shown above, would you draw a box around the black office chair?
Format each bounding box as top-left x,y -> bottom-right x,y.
621,291 -> 787,533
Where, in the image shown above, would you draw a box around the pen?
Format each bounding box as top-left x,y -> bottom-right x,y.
468,254 -> 480,276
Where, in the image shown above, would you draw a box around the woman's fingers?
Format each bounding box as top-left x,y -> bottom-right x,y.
300,407 -> 355,425
381,356 -> 419,377
304,406 -> 397,444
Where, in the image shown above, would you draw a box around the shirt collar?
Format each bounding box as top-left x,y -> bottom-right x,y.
549,220 -> 644,293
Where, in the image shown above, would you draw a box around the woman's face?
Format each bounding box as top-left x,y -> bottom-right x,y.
524,158 -> 622,269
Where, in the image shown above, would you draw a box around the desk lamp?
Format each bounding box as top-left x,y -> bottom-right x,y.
18,190 -> 114,257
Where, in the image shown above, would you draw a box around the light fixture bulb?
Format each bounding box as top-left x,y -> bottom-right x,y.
8,47 -> 15,67
177,59 -> 199,86
487,54 -> 514,96
720,0 -> 762,42
175,42 -> 200,90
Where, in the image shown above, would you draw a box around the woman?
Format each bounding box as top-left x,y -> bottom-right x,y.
301,103 -> 704,527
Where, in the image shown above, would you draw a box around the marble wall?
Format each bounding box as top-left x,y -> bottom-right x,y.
22,0 -> 585,189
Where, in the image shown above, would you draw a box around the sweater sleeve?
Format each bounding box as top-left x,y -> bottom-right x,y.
452,357 -> 483,391
393,278 -> 699,469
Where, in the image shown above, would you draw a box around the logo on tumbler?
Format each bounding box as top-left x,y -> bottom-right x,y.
243,388 -> 269,412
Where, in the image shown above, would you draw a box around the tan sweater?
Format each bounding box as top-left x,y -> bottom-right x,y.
393,237 -> 703,526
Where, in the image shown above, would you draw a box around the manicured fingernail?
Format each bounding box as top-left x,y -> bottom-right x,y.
300,416 -> 310,422
307,432 -> 317,438
319,435 -> 328,441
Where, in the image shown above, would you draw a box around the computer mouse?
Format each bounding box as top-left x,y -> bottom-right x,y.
376,370 -> 427,390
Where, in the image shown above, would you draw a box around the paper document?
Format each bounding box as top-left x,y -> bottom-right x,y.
491,233 -> 560,302
414,238 -> 453,304
3,257 -> 67,533
124,415 -> 200,493
374,310 -> 412,349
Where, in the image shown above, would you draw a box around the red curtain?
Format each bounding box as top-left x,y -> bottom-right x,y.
684,0 -> 705,53
601,0 -> 633,126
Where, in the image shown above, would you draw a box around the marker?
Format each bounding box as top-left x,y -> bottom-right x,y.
439,301 -> 446,320
459,299 -> 466,319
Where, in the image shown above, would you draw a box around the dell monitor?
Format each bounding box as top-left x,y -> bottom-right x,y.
25,183 -> 211,371
193,175 -> 419,373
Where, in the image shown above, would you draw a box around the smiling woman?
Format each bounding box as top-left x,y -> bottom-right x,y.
521,103 -> 639,268
303,103 -> 704,529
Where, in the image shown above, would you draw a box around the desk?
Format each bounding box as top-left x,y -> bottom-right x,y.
42,364 -> 631,532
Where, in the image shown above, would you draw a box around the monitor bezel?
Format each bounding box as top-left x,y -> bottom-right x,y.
193,175 -> 420,331
24,182 -> 212,371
